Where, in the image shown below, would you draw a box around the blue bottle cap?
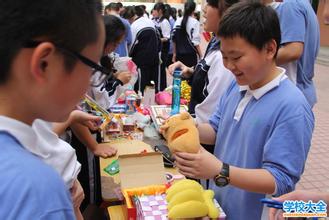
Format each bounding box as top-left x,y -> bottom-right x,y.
173,68 -> 182,77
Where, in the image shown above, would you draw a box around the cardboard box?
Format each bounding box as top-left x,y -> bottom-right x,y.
119,152 -> 167,220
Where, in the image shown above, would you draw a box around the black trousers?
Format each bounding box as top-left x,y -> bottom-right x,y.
157,50 -> 168,93
134,64 -> 158,95
70,133 -> 102,211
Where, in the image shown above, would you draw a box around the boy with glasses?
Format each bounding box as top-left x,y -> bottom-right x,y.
0,0 -> 106,219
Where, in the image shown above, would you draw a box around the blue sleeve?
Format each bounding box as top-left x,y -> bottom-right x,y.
125,22 -> 132,46
262,109 -> 314,196
278,3 -> 306,44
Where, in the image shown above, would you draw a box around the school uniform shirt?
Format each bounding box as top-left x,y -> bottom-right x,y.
274,0 -> 320,107
130,16 -> 160,67
89,71 -> 118,110
155,17 -> 171,40
172,16 -> 201,54
115,17 -> 132,57
32,119 -> 81,188
208,69 -> 314,220
0,116 -> 75,220
189,36 -> 234,124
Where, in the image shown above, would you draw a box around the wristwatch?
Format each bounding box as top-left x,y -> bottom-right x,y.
214,163 -> 230,187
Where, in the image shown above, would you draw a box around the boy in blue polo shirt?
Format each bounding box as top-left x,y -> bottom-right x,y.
0,0 -> 105,219
174,3 -> 314,220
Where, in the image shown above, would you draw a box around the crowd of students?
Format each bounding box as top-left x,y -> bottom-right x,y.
0,0 -> 328,220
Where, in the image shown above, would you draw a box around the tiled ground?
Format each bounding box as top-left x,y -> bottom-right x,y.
296,63 -> 329,192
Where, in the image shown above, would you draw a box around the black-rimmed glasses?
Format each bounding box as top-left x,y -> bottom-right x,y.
23,40 -> 112,87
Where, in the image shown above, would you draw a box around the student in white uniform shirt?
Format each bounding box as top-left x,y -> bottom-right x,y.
172,1 -> 202,67
153,2 -> 171,92
130,6 -> 161,94
91,15 -> 133,110
169,0 -> 235,129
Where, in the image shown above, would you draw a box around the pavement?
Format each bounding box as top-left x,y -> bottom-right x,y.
316,46 -> 329,67
296,49 -> 329,192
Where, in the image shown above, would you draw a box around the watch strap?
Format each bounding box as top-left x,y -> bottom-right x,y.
220,163 -> 229,178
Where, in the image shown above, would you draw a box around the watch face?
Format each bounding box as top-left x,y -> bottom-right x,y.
215,176 -> 229,187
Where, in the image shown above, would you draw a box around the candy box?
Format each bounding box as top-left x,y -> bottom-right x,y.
135,194 -> 167,220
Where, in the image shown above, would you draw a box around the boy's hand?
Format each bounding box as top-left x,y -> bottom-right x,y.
174,146 -> 222,179
70,180 -> 85,209
167,61 -> 193,78
269,190 -> 329,220
92,143 -> 117,158
116,71 -> 132,85
70,110 -> 101,131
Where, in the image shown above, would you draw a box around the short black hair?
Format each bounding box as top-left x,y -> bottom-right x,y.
107,2 -> 120,12
207,0 -> 219,8
135,5 -> 145,17
218,0 -> 239,15
103,15 -> 126,46
0,0 -> 102,84
117,2 -> 123,8
218,2 -> 281,57
122,6 -> 135,20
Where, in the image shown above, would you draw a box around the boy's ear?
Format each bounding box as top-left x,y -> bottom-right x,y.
265,39 -> 278,60
30,42 -> 57,83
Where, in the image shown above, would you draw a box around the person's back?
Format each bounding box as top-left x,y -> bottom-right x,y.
0,130 -> 74,220
172,16 -> 200,65
130,16 -> 160,93
274,0 -> 320,107
130,16 -> 160,67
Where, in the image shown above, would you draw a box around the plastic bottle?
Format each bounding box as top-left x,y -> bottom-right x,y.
171,68 -> 182,115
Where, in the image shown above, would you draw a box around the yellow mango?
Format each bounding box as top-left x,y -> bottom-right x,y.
203,190 -> 220,218
168,200 -> 208,218
168,188 -> 204,210
166,179 -> 203,202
